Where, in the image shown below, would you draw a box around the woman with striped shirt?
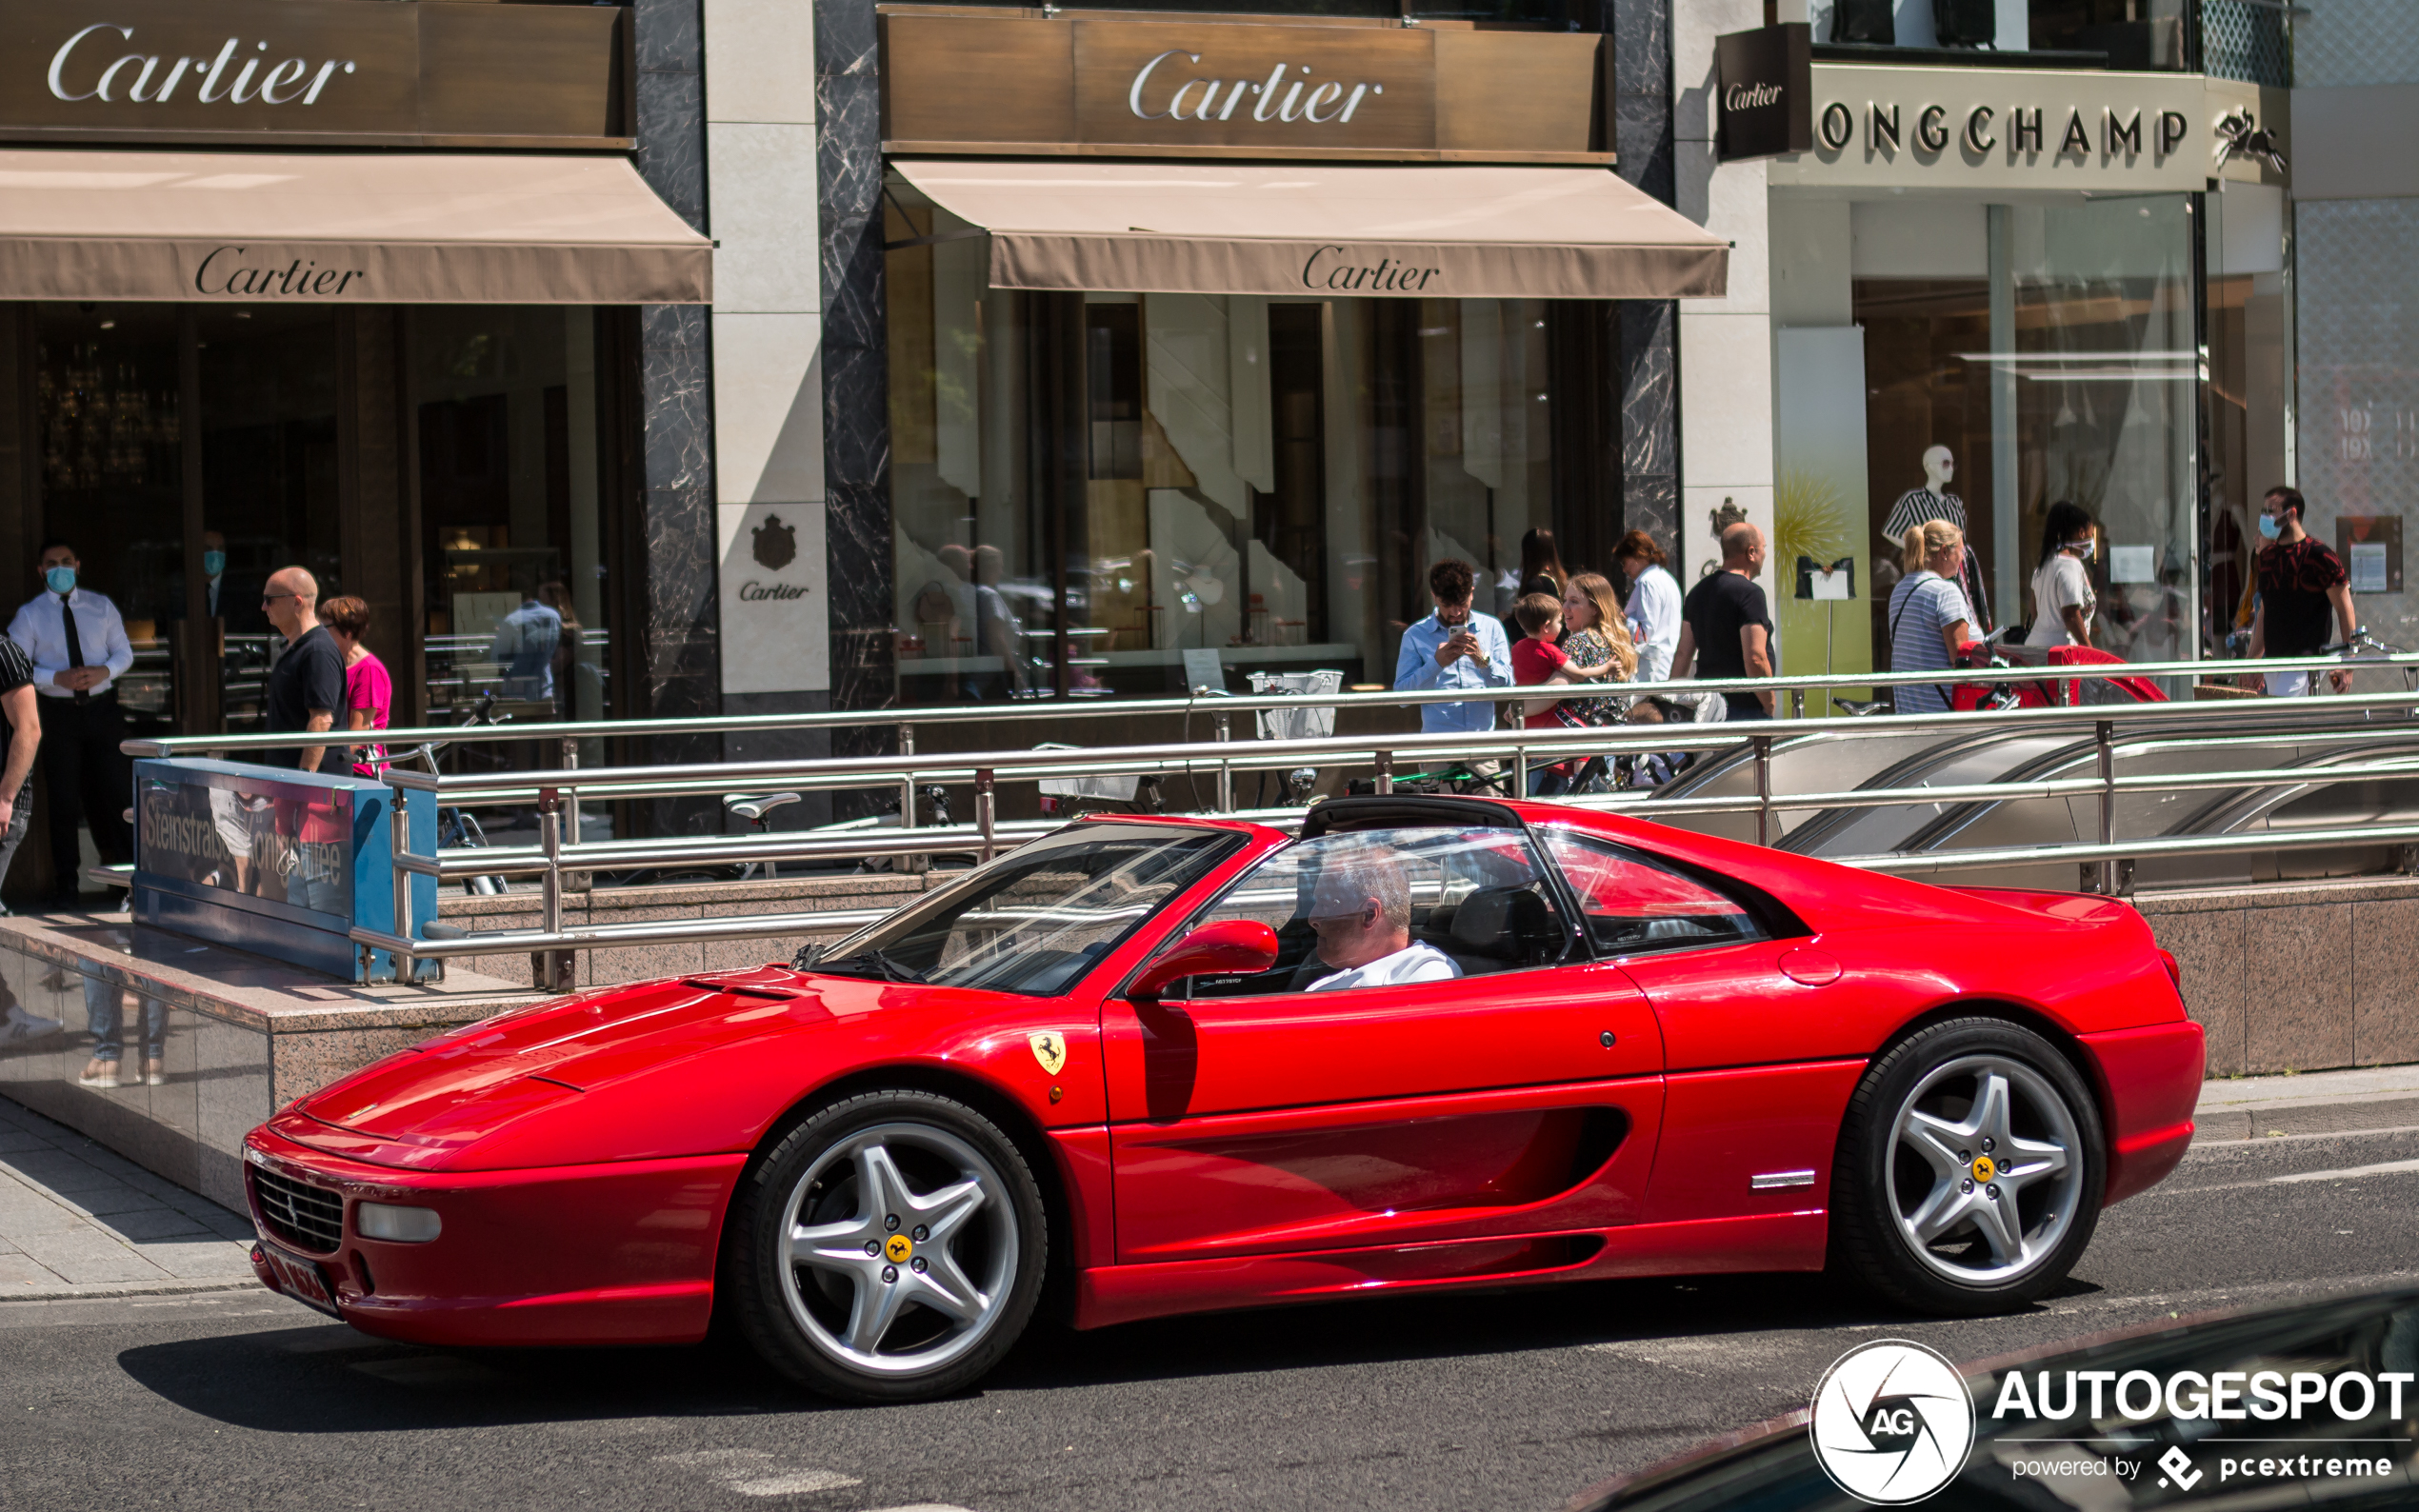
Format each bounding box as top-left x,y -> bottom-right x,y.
1887,520 -> 1973,716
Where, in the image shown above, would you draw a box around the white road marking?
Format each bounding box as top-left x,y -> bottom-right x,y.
2270,1157 -> 2419,1184
656,1449 -> 864,1498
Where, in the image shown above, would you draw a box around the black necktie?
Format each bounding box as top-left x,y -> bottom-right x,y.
58,593 -> 88,704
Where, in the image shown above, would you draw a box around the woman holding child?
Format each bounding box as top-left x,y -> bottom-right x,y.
1509,572 -> 1637,794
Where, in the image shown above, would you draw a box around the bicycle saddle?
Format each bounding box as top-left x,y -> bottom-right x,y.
724,791 -> 803,823
1832,698 -> 1886,717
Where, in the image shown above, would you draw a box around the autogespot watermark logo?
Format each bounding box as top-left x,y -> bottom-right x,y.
1809,1341 -> 1978,1504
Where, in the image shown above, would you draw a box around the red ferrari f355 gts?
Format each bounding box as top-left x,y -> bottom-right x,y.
243,796 -> 2203,1401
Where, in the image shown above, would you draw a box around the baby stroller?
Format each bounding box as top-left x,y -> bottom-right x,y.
1949,638 -> 2169,711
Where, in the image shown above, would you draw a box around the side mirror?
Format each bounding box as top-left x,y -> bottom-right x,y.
1128,920 -> 1279,1001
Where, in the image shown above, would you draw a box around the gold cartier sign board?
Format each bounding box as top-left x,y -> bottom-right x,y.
882,15 -> 1610,163
0,0 -> 629,149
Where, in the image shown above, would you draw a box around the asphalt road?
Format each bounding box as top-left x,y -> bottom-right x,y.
5,1125 -> 2418,1512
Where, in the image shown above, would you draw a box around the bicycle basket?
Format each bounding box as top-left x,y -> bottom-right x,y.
1247,669 -> 1343,742
1032,742 -> 1140,802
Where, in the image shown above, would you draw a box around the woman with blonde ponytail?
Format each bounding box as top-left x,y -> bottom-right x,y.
1886,519 -> 1973,715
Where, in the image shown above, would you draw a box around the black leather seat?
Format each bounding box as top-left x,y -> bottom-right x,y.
1445,885 -> 1558,973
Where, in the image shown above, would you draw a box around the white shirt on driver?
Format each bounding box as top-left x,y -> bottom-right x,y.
1306,940 -> 1462,992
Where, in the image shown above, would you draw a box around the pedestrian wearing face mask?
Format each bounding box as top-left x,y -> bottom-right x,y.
2243,486 -> 2356,696
6,542 -> 133,908
2025,501 -> 2099,648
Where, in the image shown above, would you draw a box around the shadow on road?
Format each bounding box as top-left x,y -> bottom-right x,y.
115,1268 -> 2104,1431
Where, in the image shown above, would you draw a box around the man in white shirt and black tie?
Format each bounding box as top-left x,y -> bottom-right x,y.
7,541 -> 134,908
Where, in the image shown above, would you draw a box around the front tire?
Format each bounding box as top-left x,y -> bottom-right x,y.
1830,1018 -> 2105,1315
727,1090 -> 1048,1402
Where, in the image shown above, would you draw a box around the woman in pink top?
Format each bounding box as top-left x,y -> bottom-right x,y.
319,596 -> 391,777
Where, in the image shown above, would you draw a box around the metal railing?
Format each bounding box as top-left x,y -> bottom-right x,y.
299,651 -> 2419,983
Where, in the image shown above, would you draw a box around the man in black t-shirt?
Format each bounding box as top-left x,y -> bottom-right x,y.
260,567 -> 345,771
0,636 -> 42,898
1674,522 -> 1777,719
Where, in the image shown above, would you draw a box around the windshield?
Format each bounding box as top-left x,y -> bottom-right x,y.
810,824 -> 1242,996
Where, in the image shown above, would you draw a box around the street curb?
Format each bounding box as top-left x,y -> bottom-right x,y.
0,1277 -> 263,1305
2192,1094 -> 2419,1144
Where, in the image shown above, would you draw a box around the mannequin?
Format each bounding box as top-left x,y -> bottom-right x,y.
1882,445 -> 1990,634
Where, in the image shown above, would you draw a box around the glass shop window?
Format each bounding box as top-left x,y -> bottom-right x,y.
881,173 -> 1560,721
411,306 -> 610,729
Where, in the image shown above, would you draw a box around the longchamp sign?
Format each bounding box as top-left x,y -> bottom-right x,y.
882,14 -> 1610,164
1760,62 -> 2216,191
0,0 -> 630,148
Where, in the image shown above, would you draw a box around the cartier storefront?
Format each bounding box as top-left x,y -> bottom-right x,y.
0,0 -> 707,889
872,7 -> 1723,730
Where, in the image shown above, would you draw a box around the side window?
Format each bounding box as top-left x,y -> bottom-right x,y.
1154,825 -> 1570,999
1539,827 -> 1764,956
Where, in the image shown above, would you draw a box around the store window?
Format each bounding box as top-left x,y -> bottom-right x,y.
34,303 -> 343,738
883,178 -> 1563,712
1786,196 -> 2198,686
411,306 -> 610,729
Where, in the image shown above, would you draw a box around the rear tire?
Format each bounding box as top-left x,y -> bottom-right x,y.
726,1089 -> 1047,1403
1829,1018 -> 2104,1315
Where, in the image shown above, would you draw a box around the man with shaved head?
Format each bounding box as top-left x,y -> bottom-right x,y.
260,566 -> 344,772
1671,520 -> 1776,719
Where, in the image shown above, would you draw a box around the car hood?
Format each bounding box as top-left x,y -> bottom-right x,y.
277,967 -> 867,1168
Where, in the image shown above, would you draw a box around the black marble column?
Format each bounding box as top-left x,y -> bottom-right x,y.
816,0 -> 895,786
633,0 -> 720,833
1609,0 -> 1680,561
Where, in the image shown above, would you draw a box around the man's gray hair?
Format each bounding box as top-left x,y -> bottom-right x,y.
1315,839 -> 1412,930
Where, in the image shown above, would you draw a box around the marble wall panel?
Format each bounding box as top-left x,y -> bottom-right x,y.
2144,906 -> 2247,1076
816,0 -> 893,741
636,0 -> 722,777
2241,903 -> 2354,1072
2351,898 -> 2419,1066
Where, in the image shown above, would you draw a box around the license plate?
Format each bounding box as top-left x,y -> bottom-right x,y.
261,1242 -> 342,1319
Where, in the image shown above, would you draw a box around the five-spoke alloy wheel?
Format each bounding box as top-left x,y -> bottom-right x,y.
1831,1018 -> 2106,1314
729,1090 -> 1048,1401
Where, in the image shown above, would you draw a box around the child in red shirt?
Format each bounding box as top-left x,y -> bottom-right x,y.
1509,592 -> 1617,729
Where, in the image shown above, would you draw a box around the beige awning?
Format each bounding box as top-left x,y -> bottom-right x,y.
893,159 -> 1727,301
0,149 -> 710,305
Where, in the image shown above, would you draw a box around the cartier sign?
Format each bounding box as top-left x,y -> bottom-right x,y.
1714,22 -> 1811,163
0,0 -> 629,148
884,14 -> 1609,163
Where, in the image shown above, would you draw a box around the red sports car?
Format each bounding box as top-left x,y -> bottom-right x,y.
242,796 -> 2204,1402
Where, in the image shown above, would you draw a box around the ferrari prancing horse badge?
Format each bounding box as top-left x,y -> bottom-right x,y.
1028,1031 -> 1068,1076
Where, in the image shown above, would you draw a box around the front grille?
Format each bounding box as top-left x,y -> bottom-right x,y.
250,1165 -> 345,1253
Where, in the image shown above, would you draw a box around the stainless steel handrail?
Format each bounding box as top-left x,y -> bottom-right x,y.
340,675 -> 2419,970
128,649 -> 2419,760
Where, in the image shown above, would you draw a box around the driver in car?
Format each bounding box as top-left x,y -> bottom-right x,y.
1303,845 -> 1464,991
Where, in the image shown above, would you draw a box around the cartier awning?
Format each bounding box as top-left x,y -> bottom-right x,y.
892,159 -> 1728,300
0,149 -> 710,304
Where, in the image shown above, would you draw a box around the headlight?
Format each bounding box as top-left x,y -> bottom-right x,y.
354,1202 -> 442,1243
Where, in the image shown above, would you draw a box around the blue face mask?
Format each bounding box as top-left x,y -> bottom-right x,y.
2257,514 -> 2283,541
202,550 -> 226,577
44,566 -> 74,595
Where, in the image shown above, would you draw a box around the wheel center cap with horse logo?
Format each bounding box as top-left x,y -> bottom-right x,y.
883,1233 -> 913,1264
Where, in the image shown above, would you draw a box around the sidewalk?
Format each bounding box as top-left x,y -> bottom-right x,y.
2190,1064 -> 2419,1142
0,1096 -> 257,1300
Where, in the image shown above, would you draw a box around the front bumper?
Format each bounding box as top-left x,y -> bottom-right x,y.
243,1124 -> 748,1347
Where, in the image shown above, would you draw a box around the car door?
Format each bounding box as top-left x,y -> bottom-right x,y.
1531,826 -> 1867,1228
1103,822 -> 1665,1265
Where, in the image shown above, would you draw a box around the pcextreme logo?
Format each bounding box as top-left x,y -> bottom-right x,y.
1809,1340 -> 1976,1504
